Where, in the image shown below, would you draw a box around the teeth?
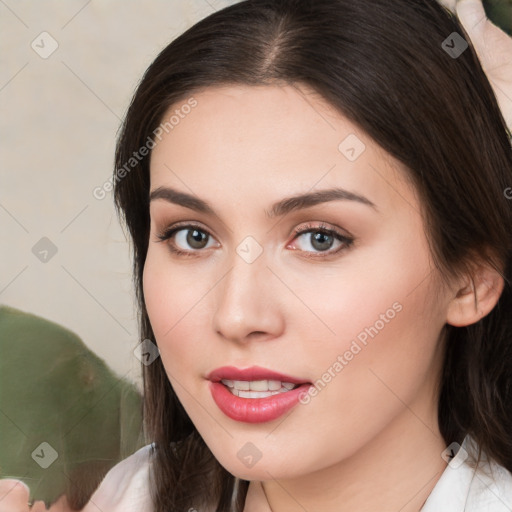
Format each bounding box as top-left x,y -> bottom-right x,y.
234,380 -> 250,390
220,379 -> 299,397
249,380 -> 268,391
239,390 -> 273,398
268,380 -> 281,391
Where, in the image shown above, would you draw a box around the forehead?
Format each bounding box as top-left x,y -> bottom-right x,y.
149,84 -> 418,216
152,83 -> 348,166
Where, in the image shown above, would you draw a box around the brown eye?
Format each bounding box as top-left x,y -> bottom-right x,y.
184,228 -> 209,249
156,224 -> 218,255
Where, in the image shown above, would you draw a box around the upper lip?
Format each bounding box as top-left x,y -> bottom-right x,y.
207,365 -> 310,384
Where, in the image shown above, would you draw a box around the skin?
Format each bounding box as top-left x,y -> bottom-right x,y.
0,480 -> 73,512
454,0 -> 512,129
143,83 -> 502,512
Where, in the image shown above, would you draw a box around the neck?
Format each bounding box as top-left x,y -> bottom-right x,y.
256,393 -> 448,512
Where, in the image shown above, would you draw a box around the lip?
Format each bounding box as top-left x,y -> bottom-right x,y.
207,365 -> 309,384
207,366 -> 312,423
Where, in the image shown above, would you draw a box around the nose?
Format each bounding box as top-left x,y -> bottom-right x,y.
212,245 -> 285,344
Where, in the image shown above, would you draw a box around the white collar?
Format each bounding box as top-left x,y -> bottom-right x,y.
420,435 -> 512,512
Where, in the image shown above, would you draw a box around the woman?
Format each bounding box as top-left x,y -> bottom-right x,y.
82,0 -> 512,510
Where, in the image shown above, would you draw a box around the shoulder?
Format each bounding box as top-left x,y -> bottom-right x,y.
421,436 -> 512,512
81,444 -> 154,512
466,451 -> 512,511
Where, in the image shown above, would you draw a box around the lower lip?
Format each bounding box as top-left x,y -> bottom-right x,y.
209,381 -> 312,423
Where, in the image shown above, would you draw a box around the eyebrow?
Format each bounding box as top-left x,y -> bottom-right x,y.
149,186 -> 377,218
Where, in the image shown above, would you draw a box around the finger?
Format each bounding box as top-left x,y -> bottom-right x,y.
438,0 -> 457,12
0,479 -> 30,512
456,0 -> 487,36
30,501 -> 51,512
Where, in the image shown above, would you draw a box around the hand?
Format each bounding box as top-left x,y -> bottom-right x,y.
0,479 -> 75,512
453,0 -> 512,130
0,479 -> 31,512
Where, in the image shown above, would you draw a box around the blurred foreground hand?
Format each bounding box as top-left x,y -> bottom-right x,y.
0,479 -> 74,512
440,0 -> 512,130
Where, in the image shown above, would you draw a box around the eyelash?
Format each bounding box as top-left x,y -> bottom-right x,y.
155,221 -> 354,259
290,222 -> 354,258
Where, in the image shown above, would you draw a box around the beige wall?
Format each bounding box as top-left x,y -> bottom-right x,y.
0,0 -> 239,384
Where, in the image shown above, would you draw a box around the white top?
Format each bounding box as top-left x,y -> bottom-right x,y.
81,436 -> 512,511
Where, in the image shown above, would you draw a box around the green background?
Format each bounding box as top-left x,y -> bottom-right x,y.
484,0 -> 511,34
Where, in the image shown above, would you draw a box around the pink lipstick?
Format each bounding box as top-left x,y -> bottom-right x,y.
207,366 -> 312,423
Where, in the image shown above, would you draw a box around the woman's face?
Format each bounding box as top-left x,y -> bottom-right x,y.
143,84 -> 454,480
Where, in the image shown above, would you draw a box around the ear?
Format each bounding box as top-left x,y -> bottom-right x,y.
446,262 -> 505,327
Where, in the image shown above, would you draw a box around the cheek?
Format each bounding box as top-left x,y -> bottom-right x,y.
294,233 -> 445,401
287,235 -> 439,359
142,249 -> 213,371
271,253 -> 446,469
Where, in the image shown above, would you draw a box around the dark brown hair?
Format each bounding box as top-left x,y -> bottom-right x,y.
113,0 -> 512,510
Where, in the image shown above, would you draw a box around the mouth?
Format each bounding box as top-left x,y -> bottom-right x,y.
207,366 -> 312,423
219,379 -> 299,398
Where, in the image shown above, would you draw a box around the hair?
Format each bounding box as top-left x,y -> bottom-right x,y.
112,0 -> 512,510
